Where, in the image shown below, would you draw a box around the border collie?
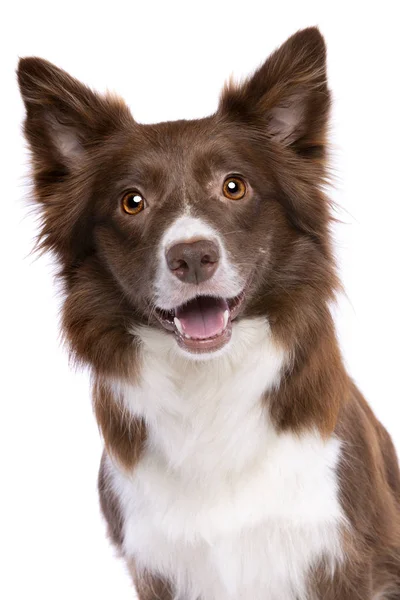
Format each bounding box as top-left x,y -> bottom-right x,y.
18,27 -> 400,600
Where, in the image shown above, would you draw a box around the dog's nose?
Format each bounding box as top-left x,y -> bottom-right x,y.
166,239 -> 220,284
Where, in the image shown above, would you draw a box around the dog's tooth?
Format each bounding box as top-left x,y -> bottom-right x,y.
174,317 -> 184,335
223,309 -> 229,329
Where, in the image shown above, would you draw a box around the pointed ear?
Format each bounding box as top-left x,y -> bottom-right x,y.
17,57 -> 133,172
219,28 -> 330,157
17,58 -> 134,264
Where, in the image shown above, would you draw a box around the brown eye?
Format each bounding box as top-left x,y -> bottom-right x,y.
223,177 -> 246,200
122,191 -> 145,215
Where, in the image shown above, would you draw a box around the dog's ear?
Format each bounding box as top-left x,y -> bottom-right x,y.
17,58 -> 134,263
17,57 -> 132,177
219,28 -> 330,157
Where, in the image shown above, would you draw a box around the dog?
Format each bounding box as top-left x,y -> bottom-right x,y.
18,27 -> 400,600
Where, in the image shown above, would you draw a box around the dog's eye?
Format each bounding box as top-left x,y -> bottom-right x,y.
223,177 -> 246,200
121,191 -> 145,215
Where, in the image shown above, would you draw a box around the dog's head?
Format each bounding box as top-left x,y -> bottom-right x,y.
18,27 -> 337,372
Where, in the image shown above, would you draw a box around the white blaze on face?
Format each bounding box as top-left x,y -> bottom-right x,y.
154,215 -> 244,311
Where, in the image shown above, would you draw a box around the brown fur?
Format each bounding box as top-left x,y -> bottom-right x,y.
17,27 -> 400,598
94,380 -> 146,470
127,560 -> 173,600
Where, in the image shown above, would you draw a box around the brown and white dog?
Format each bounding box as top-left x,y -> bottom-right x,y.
18,27 -> 400,600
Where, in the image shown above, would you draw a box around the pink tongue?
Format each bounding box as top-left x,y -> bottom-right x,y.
176,297 -> 228,339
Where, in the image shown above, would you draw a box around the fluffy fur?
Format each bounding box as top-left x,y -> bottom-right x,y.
105,318 -> 345,600
18,27 -> 400,599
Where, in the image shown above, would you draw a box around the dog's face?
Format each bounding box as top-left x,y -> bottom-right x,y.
80,119 -> 287,355
18,27 -> 336,368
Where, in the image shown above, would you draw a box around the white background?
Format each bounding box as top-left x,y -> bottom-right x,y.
1,1 -> 399,598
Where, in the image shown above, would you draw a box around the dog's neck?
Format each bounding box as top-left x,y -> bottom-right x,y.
94,313 -> 347,473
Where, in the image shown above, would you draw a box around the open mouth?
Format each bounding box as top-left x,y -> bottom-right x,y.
155,290 -> 246,353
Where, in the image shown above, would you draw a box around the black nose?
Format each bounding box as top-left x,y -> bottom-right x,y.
166,239 -> 220,284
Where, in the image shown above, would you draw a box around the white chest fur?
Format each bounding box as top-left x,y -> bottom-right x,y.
107,318 -> 345,600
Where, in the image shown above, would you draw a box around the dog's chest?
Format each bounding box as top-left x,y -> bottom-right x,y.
111,435 -> 343,600
108,321 -> 345,599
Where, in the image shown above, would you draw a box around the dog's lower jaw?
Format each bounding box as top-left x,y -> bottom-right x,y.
153,285 -> 248,355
